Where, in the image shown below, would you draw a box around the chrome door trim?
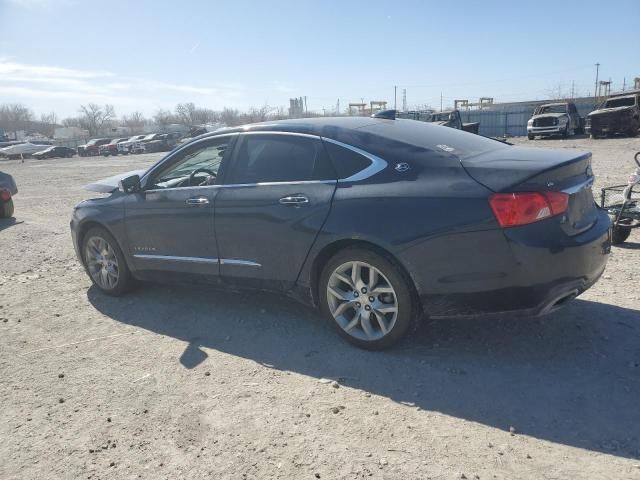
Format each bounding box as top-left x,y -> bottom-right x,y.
321,137 -> 388,182
132,254 -> 219,264
220,258 -> 262,267
241,130 -> 321,140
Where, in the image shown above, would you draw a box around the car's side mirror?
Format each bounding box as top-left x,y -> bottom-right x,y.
119,174 -> 141,193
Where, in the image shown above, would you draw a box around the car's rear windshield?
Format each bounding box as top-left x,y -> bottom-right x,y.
604,97 -> 636,108
361,118 -> 507,160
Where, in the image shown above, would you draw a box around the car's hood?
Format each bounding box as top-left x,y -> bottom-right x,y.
0,143 -> 49,155
84,169 -> 146,193
588,106 -> 634,116
530,113 -> 567,119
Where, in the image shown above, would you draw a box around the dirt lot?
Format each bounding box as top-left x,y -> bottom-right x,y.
1,136 -> 639,480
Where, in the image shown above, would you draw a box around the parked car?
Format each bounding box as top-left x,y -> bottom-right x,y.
117,135 -> 146,155
527,102 -> 584,139
0,170 -> 17,218
99,138 -> 129,157
132,133 -> 179,154
72,117 -> 610,349
131,133 -> 163,154
32,146 -> 76,159
586,92 -> 640,138
0,142 -> 52,159
77,138 -> 110,157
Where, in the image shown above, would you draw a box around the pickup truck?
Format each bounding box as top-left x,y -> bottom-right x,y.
586,92 -> 640,138
399,109 -> 479,133
527,102 -> 584,139
77,138 -> 110,157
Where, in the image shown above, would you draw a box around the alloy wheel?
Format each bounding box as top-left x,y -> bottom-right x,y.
85,236 -> 120,289
326,261 -> 398,341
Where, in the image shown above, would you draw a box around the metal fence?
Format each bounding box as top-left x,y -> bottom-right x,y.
459,98 -> 599,137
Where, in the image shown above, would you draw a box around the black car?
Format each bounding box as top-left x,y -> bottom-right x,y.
71,117 -> 610,349
32,146 -> 76,159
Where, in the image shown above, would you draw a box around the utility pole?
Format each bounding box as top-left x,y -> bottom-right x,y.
571,80 -> 575,99
402,88 -> 407,112
394,86 -> 397,111
594,63 -> 600,101
622,77 -> 626,92
440,92 -> 443,112
304,96 -> 308,114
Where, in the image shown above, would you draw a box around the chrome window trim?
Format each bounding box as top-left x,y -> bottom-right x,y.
133,254 -> 219,264
320,137 -> 388,182
220,258 -> 262,267
241,130 -> 321,140
144,179 -> 336,194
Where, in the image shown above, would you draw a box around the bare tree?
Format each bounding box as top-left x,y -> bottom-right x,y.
0,104 -> 34,139
153,109 -> 177,130
38,112 -> 58,137
61,117 -> 81,128
545,83 -> 573,101
175,103 -> 220,126
220,107 -> 240,126
78,103 -> 116,136
121,111 -> 146,134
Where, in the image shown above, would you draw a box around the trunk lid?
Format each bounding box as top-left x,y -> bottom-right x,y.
462,147 -> 597,235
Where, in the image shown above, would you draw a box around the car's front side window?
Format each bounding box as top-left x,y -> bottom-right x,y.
228,134 -> 334,184
149,138 -> 230,189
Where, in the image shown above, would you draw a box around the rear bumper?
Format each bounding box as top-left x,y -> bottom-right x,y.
416,209 -> 611,318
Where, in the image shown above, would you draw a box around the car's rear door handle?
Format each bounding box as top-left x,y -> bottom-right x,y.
279,194 -> 309,206
186,196 -> 210,206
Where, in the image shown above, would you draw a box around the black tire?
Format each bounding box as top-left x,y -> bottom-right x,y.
318,247 -> 419,350
562,124 -> 570,138
611,226 -> 632,245
590,131 -> 600,139
81,226 -> 134,296
528,134 -> 535,140
0,198 -> 14,218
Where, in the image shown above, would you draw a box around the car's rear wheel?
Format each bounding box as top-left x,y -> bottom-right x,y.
0,198 -> 14,218
528,133 -> 535,140
611,225 -> 632,244
82,226 -> 133,295
319,247 -> 417,350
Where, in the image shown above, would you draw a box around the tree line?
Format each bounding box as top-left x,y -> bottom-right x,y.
0,102 -> 293,139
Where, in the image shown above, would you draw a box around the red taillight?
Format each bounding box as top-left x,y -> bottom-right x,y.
489,191 -> 569,228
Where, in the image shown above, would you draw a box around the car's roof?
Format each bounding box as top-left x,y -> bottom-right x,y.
200,116 -> 393,140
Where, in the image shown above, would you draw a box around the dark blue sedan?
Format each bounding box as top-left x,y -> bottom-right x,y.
71,117 -> 610,349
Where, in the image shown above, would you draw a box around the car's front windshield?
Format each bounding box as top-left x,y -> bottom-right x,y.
538,104 -> 567,114
604,97 -> 635,108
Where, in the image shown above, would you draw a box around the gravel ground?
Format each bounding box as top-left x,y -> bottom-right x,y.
1,136 -> 639,480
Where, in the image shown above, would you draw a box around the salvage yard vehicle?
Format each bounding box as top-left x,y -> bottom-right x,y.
400,109 -> 479,134
0,142 -> 51,159
586,92 -> 640,138
72,117 -> 610,349
0,170 -> 17,218
131,133 -> 165,154
99,138 -> 129,157
32,146 -> 76,159
600,151 -> 640,244
77,138 -> 110,157
527,102 -> 584,140
117,135 -> 146,155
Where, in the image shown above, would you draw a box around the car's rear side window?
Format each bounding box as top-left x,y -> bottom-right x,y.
228,134 -> 335,184
323,141 -> 371,179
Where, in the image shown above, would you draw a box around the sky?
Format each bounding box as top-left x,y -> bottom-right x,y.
0,0 -> 638,119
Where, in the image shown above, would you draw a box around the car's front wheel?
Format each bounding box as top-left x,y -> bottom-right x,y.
82,226 -> 133,295
319,247 -> 418,349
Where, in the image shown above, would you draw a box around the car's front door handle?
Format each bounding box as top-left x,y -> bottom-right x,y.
186,196 -> 210,206
279,194 -> 309,206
